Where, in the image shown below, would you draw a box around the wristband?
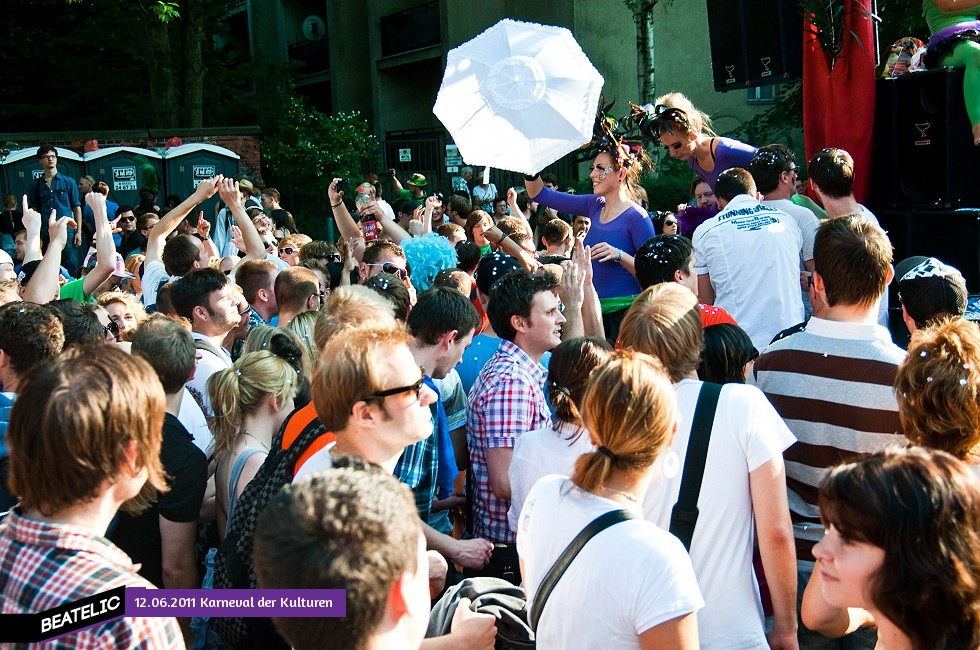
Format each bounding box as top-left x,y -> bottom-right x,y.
616,249 -> 623,262
498,232 -> 510,246
331,201 -> 342,208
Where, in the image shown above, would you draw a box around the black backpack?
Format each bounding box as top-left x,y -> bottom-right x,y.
211,412 -> 328,649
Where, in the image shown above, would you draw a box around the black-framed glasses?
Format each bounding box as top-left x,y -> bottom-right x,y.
365,372 -> 426,401
663,219 -> 678,227
366,262 -> 408,280
103,320 -> 119,338
316,253 -> 342,263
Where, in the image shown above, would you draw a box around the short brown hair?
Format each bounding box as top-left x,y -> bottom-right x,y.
254,460 -> 421,650
895,317 -> 980,461
162,233 -> 204,276
813,214 -> 892,309
808,147 -> 854,199
275,266 -> 319,313
130,314 -> 195,394
313,285 -> 398,352
541,219 -> 572,246
312,326 -> 411,432
362,240 -> 406,266
619,283 -> 702,381
548,337 -> 613,426
8,346 -> 168,516
0,302 -> 64,379
235,259 -> 278,303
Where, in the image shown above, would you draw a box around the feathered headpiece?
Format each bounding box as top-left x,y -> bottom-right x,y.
577,98 -> 646,168
627,101 -> 693,138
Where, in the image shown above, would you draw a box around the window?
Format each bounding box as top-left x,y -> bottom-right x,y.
747,85 -> 776,105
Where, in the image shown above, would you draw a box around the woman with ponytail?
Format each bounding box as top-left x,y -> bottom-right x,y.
506,337 -> 613,534
516,350 -> 703,649
208,350 -> 300,539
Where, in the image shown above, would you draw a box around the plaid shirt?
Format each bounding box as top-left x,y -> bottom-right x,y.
0,509 -> 184,649
466,339 -> 550,543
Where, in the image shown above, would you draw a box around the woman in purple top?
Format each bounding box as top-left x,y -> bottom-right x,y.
634,93 -> 757,190
526,142 -> 655,342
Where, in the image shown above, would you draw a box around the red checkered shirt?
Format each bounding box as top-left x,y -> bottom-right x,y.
466,339 -> 551,543
0,509 -> 184,649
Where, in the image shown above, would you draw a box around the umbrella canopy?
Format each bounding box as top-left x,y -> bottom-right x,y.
433,19 -> 604,176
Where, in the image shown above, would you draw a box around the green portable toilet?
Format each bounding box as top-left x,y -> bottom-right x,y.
163,143 -> 241,225
82,146 -> 164,209
1,147 -> 84,202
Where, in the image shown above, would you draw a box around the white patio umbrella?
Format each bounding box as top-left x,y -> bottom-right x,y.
433,19 -> 604,176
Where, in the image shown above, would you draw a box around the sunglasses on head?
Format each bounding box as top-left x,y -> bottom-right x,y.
366,262 -> 408,280
316,253 -> 342,263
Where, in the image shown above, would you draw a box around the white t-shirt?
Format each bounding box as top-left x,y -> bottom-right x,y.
643,379 -> 795,649
518,475 -> 703,649
507,424 -> 594,534
141,259 -> 178,309
292,441 -> 336,484
761,198 -> 820,263
186,333 -> 233,418
693,194 -> 805,350
177,387 -> 214,454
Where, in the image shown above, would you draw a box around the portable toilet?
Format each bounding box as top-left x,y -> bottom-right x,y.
163,143 -> 241,225
0,147 -> 84,203
82,146 -> 164,210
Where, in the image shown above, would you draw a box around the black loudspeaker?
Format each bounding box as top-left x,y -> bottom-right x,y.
871,67 -> 980,209
877,208 -> 980,291
706,0 -> 803,92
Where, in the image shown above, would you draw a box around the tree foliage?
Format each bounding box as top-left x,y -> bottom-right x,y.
262,99 -> 380,238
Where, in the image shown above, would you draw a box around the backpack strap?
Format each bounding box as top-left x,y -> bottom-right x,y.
529,507 -> 635,632
669,381 -> 722,551
194,337 -> 230,366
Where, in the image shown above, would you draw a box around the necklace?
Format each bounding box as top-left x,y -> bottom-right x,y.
241,430 -> 270,453
601,485 -> 639,504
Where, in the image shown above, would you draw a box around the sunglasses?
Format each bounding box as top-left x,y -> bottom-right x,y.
664,219 -> 677,226
103,320 -> 119,338
365,372 -> 426,402
366,262 -> 408,280
118,216 -> 136,223
316,253 -> 342,263
279,247 -> 297,255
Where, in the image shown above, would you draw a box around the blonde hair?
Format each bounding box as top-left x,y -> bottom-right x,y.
619,283 -> 703,381
286,310 -> 319,375
313,285 -> 398,351
654,92 -> 716,137
573,350 -> 678,493
244,324 -> 313,381
207,351 -> 300,455
96,290 -> 148,341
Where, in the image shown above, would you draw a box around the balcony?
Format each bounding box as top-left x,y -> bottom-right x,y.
379,2 -> 440,58
289,39 -> 330,76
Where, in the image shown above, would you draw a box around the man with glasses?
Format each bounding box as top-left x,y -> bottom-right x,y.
29,145 -> 83,277
749,145 -> 821,316
359,240 -> 409,283
114,205 -> 145,258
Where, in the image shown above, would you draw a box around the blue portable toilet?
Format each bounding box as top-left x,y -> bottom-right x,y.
0,147 -> 84,202
163,143 -> 241,225
83,146 -> 164,210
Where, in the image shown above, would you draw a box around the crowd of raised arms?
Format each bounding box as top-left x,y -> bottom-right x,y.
0,89 -> 978,650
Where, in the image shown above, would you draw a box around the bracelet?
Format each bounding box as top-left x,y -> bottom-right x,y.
498,233 -> 510,246
331,201 -> 342,208
616,249 -> 623,262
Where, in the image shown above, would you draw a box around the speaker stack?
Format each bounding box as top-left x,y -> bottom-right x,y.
705,0 -> 803,92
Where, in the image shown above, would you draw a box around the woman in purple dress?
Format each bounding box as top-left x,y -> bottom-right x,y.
525,117 -> 655,342
633,93 -> 757,190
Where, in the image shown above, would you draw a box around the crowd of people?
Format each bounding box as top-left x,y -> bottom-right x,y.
0,84 -> 979,650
